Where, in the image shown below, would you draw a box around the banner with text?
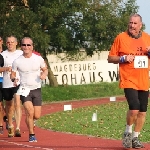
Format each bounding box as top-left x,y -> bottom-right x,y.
50,60 -> 119,85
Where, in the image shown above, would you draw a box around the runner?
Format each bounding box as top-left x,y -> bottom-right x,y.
1,35 -> 23,137
11,37 -> 48,142
108,14 -> 150,149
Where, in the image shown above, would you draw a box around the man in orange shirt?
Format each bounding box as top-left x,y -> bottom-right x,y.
108,14 -> 150,149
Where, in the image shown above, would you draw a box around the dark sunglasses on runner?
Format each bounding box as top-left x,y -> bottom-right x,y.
21,44 -> 32,46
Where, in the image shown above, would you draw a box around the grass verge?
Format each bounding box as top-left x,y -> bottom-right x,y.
42,82 -> 124,103
38,82 -> 150,142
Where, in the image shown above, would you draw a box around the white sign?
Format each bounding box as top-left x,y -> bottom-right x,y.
50,60 -> 118,85
92,112 -> 97,121
110,97 -> 116,101
64,105 -> 72,111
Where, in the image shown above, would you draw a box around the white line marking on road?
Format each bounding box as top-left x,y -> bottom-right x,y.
0,139 -> 53,150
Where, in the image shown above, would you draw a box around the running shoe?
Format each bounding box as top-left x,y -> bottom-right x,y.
15,129 -> 21,137
132,137 -> 144,148
8,126 -> 14,137
122,132 -> 132,148
29,135 -> 37,142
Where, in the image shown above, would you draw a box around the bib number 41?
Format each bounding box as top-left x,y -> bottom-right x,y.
134,56 -> 148,68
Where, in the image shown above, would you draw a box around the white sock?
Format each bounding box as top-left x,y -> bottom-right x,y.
125,124 -> 133,133
133,131 -> 139,138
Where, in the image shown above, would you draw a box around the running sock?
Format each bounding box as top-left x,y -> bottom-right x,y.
125,124 -> 133,133
132,131 -> 139,138
29,134 -> 35,137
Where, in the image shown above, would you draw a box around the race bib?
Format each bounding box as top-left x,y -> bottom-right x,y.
17,86 -> 30,97
134,56 -> 148,68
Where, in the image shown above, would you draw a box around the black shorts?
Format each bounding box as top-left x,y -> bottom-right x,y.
20,88 -> 42,106
3,85 -> 20,101
0,82 -> 3,102
124,88 -> 149,112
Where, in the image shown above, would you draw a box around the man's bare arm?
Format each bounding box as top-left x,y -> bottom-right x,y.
40,67 -> 48,80
10,71 -> 16,80
0,66 -> 11,73
108,55 -> 135,64
107,56 -> 120,64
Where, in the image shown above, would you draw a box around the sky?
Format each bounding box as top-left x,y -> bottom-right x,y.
136,0 -> 150,34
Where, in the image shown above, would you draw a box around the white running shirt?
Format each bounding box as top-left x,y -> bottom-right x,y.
1,50 -> 23,88
12,53 -> 46,90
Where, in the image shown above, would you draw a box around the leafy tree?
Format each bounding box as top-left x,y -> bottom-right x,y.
0,0 -> 140,85
0,0 -> 139,52
78,0 -> 139,55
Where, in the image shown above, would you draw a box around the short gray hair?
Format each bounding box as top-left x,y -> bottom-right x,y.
129,13 -> 142,22
6,35 -> 17,42
21,37 -> 33,45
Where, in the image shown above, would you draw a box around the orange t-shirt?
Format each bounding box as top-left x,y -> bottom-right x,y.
109,31 -> 150,90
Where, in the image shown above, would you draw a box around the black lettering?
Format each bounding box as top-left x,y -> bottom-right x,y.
80,73 -> 86,84
79,64 -> 81,71
64,65 -> 67,72
139,47 -> 142,51
62,74 -> 68,84
108,71 -> 119,82
89,72 -> 95,82
59,66 -> 62,72
69,64 -> 72,71
98,72 -> 103,82
93,63 -> 96,70
83,64 -> 86,71
74,64 -> 77,71
53,66 -> 58,72
71,74 -> 77,84
88,63 -> 91,70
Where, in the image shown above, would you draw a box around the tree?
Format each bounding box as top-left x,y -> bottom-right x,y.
77,0 -> 139,55
0,0 -> 139,85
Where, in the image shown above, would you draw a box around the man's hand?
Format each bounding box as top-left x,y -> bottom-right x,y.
5,66 -> 12,72
40,72 -> 47,80
13,78 -> 19,87
126,54 -> 135,63
147,46 -> 150,52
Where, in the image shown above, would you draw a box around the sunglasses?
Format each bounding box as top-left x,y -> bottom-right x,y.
21,44 -> 32,46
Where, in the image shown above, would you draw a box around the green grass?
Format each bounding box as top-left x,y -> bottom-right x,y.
38,82 -> 150,142
38,102 -> 127,140
42,82 -> 124,102
38,101 -> 150,142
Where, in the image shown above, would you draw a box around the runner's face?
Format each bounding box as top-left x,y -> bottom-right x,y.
21,39 -> 33,54
128,16 -> 142,36
6,37 -> 17,52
